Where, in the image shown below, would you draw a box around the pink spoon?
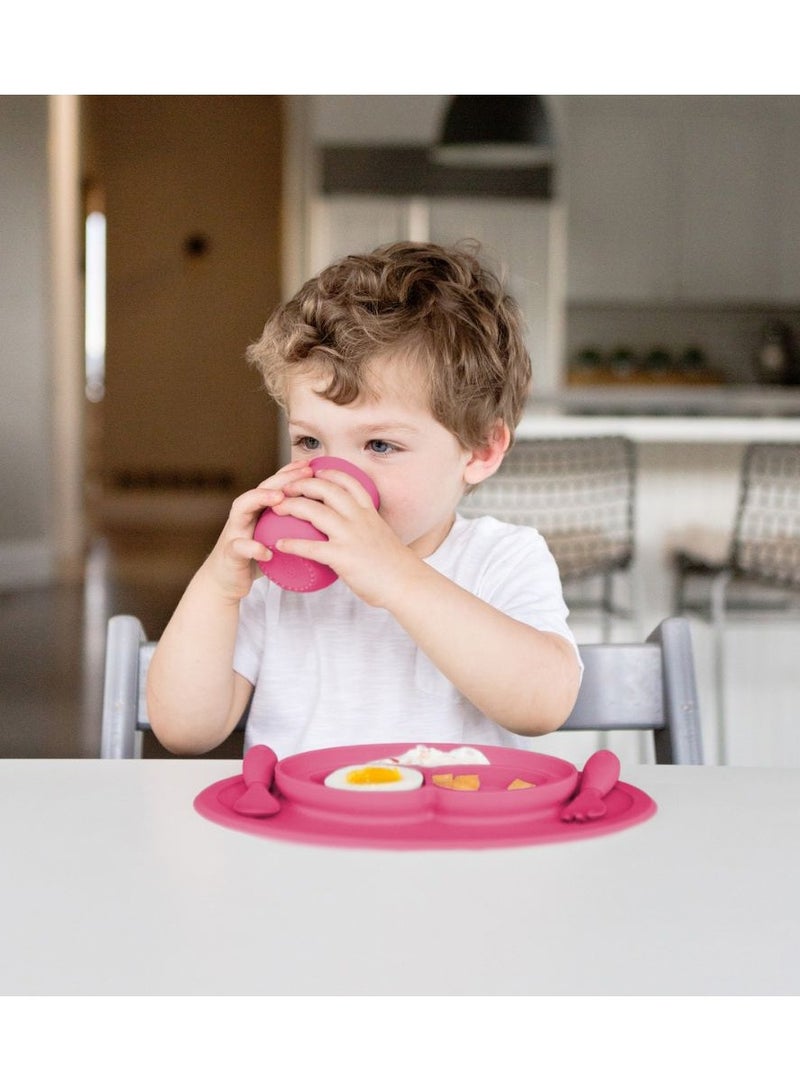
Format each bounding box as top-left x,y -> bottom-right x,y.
253,456 -> 380,592
233,744 -> 280,816
560,749 -> 621,822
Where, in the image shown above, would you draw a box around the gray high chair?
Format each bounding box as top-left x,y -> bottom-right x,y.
101,615 -> 703,764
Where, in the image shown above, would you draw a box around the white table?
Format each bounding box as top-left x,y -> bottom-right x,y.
1,759 -> 798,995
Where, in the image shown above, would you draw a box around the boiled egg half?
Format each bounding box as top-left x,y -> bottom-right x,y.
323,764 -> 424,792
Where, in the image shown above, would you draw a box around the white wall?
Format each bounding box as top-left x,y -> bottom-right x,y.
0,96 -> 54,587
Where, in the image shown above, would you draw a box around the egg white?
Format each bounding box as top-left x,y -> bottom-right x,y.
323,764 -> 424,792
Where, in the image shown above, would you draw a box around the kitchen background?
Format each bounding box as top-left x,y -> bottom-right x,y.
2,94 -> 800,763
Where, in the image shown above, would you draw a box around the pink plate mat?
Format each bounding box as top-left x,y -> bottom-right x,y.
193,743 -> 657,850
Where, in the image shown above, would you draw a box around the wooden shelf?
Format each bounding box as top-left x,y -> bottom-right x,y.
567,370 -> 724,387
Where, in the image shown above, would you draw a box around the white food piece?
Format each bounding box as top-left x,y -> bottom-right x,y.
387,745 -> 490,767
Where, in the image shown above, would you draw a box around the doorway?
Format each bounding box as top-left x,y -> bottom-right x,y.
81,95 -> 284,573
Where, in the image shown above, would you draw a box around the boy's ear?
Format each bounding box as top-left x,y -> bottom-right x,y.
464,422 -> 511,486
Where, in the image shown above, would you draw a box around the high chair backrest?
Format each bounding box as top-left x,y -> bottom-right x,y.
101,615 -> 153,759
564,617 -> 703,764
101,615 -> 703,764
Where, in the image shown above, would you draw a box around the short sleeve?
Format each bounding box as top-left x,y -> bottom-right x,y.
233,579 -> 269,684
430,516 -> 581,659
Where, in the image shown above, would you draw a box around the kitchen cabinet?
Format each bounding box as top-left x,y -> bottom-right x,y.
680,115 -> 775,300
565,106 -> 681,302
308,194 -> 567,393
565,97 -> 800,305
309,195 -> 413,270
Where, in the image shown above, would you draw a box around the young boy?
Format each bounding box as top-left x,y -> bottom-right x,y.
147,241 -> 582,757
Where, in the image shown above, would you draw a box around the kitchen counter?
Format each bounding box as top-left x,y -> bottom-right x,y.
521,385 -> 800,443
519,414 -> 800,443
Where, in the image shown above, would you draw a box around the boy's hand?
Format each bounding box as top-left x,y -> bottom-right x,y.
270,467 -> 419,607
205,459 -> 315,602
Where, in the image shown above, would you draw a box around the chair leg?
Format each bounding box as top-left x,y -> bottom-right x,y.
628,562 -> 645,641
673,565 -> 686,617
709,570 -> 732,765
601,572 -> 613,643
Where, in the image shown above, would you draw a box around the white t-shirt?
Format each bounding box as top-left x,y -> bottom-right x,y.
234,514 -> 579,758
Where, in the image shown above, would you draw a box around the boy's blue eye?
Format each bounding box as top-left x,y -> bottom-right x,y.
367,440 -> 394,455
295,436 -> 321,451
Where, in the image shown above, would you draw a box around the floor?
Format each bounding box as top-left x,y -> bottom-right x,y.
0,528 -> 242,760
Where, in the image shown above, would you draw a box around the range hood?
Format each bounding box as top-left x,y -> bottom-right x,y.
432,96 -> 553,168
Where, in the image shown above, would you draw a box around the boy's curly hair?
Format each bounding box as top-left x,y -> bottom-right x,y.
246,240 -> 532,451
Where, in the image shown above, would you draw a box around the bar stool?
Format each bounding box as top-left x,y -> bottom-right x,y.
459,435 -> 637,640
672,442 -> 800,763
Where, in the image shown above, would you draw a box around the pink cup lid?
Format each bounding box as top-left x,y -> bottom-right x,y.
253,457 -> 380,592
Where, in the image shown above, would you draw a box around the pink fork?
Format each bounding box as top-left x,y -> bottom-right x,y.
233,744 -> 281,816
560,749 -> 621,823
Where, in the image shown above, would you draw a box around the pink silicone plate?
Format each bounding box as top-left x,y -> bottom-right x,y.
194,743 -> 657,850
275,743 -> 577,822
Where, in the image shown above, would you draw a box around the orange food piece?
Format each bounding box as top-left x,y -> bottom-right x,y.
452,775 -> 480,791
507,778 -> 536,790
432,773 -> 480,791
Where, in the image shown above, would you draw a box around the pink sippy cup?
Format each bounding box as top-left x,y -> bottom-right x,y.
253,456 -> 380,592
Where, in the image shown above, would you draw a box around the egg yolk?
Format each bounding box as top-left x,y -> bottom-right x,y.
345,766 -> 403,785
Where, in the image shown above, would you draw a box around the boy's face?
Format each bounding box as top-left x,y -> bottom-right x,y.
285,358 -> 492,558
